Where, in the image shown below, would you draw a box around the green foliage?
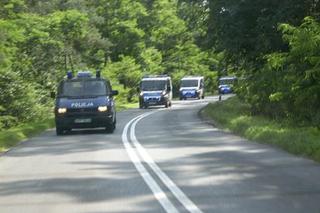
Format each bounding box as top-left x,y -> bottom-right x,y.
204,1 -> 320,127
0,19 -> 24,68
0,118 -> 55,152
149,0 -> 188,50
240,17 -> 320,126
104,56 -> 142,89
103,56 -> 142,102
177,0 -> 209,46
207,0 -> 312,59
0,0 -> 26,19
0,0 -> 218,131
140,47 -> 164,74
0,70 -> 50,127
277,17 -> 320,126
203,97 -> 320,162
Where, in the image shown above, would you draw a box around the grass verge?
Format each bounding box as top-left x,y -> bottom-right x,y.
202,97 -> 320,162
117,102 -> 138,111
0,118 -> 55,152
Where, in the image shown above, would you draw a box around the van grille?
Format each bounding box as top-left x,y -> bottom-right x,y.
67,108 -> 97,113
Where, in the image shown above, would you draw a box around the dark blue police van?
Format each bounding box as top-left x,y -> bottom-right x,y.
54,71 -> 118,135
218,76 -> 237,94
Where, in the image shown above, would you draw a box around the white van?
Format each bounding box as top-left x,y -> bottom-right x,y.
139,75 -> 173,108
179,76 -> 205,100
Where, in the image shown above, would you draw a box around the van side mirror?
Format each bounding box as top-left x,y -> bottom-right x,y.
167,86 -> 171,92
50,91 -> 56,99
111,90 -> 119,96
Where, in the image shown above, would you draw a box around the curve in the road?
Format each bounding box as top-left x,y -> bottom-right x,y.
122,111 -> 203,213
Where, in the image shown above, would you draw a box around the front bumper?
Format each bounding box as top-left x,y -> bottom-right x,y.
219,88 -> 232,94
140,96 -> 167,106
180,90 -> 198,98
55,110 -> 114,129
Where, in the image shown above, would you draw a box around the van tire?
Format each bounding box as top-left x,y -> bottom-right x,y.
106,122 -> 115,133
56,127 -> 64,136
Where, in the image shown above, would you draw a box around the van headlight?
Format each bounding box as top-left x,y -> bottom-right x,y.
98,106 -> 108,112
57,108 -> 67,114
140,92 -> 144,96
162,91 -> 166,96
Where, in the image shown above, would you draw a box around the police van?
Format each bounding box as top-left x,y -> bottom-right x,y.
179,76 -> 205,100
54,71 -> 118,135
138,75 -> 172,109
218,76 -> 237,94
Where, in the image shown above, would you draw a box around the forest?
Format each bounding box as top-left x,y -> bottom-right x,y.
0,0 -> 319,130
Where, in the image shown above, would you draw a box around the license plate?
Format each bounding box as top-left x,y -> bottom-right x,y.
74,118 -> 92,123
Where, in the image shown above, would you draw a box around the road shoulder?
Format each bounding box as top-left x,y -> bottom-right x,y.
199,96 -> 320,163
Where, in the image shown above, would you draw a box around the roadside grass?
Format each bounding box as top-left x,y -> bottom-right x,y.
0,118 -> 55,152
117,102 -> 138,111
202,97 -> 320,162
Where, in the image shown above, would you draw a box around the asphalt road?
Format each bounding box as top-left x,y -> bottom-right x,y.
1,96 -> 320,213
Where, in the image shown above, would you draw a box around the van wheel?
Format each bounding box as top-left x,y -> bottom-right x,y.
165,101 -> 169,108
56,127 -> 64,136
106,122 -> 115,133
202,95 -> 205,99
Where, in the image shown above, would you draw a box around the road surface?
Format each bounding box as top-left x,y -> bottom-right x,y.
1,96 -> 320,213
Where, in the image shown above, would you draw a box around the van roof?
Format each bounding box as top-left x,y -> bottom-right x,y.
142,77 -> 171,81
181,76 -> 204,80
219,76 -> 237,80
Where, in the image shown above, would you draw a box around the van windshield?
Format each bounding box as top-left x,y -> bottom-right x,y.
141,80 -> 166,91
181,80 -> 198,87
219,78 -> 236,85
58,80 -> 108,97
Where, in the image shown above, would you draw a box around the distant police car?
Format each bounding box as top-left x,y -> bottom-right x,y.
54,71 -> 118,135
218,76 -> 237,94
179,76 -> 205,100
139,75 -> 172,109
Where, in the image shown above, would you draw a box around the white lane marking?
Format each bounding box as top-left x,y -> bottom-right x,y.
122,114 -> 179,213
130,113 -> 203,213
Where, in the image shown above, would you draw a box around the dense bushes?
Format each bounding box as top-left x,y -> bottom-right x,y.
206,0 -> 320,127
236,17 -> 320,127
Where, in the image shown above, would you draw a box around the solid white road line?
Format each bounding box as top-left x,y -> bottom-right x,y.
122,113 -> 179,213
130,113 -> 203,213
